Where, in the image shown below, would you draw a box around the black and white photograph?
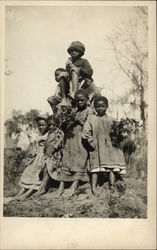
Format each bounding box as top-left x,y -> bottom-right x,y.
0,0 -> 156,249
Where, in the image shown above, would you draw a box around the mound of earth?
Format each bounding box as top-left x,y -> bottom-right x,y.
3,177 -> 147,218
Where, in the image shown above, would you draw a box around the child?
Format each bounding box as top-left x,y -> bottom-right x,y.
57,89 -> 93,197
47,68 -> 70,113
32,115 -> 64,198
15,115 -> 49,200
66,41 -> 94,98
82,96 -> 126,195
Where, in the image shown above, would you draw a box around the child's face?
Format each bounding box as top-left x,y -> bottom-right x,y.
37,120 -> 47,134
70,49 -> 81,60
55,70 -> 61,82
75,94 -> 87,110
47,118 -> 56,127
95,101 -> 108,116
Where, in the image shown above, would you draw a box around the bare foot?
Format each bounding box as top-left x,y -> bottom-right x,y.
110,185 -> 115,194
65,188 -> 77,197
32,190 -> 46,199
92,188 -> 100,197
56,190 -> 64,198
16,189 -> 34,201
15,188 -> 26,199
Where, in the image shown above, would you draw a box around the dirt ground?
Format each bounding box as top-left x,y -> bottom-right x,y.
3,170 -> 147,218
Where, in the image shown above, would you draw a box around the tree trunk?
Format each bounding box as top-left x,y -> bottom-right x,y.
140,86 -> 145,130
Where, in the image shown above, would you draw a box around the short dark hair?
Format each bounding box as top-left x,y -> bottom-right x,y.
94,96 -> 108,107
74,88 -> 89,99
54,68 -> 66,74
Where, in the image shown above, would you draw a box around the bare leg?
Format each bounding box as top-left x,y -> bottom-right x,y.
71,179 -> 79,192
50,104 -> 58,114
109,171 -> 115,193
71,70 -> 79,98
16,189 -> 35,201
65,180 -> 79,197
91,173 -> 99,196
15,188 -> 26,199
33,170 -> 50,199
59,78 -> 67,106
56,181 -> 65,198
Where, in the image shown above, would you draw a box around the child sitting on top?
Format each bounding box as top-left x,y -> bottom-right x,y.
47,68 -> 70,114
66,41 -> 94,98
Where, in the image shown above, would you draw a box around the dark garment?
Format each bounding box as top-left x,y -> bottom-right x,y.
44,128 -> 64,159
59,107 -> 93,182
66,57 -> 93,81
82,114 -> 126,171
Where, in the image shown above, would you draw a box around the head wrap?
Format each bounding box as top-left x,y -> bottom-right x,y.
94,96 -> 108,107
67,41 -> 85,56
74,88 -> 89,99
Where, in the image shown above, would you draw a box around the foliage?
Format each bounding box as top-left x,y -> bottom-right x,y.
56,105 -> 76,130
5,109 -> 49,137
110,118 -> 140,148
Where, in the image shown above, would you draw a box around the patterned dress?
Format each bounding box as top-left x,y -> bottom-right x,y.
19,132 -> 48,190
44,128 -> 64,180
82,114 -> 126,174
59,106 -> 93,182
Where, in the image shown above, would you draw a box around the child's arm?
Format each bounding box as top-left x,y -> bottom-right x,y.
66,58 -> 80,74
82,117 -> 96,150
78,59 -> 93,78
44,131 -> 64,160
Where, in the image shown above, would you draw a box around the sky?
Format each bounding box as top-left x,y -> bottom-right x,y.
5,5 -> 137,120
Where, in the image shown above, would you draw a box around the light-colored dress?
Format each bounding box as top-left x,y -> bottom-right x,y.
82,114 -> 126,174
19,132 -> 48,190
59,106 -> 93,182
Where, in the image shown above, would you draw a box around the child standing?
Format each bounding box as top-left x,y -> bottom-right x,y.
66,41 -> 94,98
15,115 -> 49,200
82,96 -> 126,195
57,89 -> 93,197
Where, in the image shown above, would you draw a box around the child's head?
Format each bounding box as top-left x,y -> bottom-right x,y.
54,68 -> 66,82
74,89 -> 88,110
35,116 -> 48,134
67,41 -> 85,60
47,115 -> 60,128
94,96 -> 108,116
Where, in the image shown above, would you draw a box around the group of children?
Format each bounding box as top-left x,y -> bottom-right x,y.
15,41 -> 126,201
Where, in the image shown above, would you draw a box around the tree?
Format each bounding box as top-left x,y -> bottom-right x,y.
107,7 -> 148,129
4,109 -> 47,137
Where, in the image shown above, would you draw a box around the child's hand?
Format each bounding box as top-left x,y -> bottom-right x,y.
71,65 -> 80,74
74,118 -> 84,126
66,58 -> 80,73
89,141 -> 96,150
66,58 -> 73,66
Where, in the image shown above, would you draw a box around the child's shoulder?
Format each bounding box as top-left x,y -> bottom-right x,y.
106,115 -> 114,121
86,113 -> 97,121
79,57 -> 90,63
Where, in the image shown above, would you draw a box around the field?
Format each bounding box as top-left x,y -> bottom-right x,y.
3,132 -> 147,218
